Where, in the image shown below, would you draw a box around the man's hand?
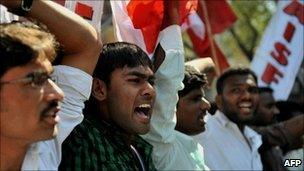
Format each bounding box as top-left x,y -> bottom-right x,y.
161,1 -> 179,29
1,0 -> 102,75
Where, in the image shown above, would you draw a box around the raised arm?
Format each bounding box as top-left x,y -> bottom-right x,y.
257,114 -> 304,151
1,0 -> 102,169
142,0 -> 182,142
2,0 -> 102,75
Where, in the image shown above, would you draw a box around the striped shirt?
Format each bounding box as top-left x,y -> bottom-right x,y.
59,119 -> 155,171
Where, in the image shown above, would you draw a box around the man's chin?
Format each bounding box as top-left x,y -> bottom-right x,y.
137,127 -> 150,135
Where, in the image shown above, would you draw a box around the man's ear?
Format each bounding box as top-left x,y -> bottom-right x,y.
215,95 -> 222,110
92,78 -> 107,101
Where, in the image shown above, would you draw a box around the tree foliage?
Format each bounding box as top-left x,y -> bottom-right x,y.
217,0 -> 277,63
183,0 -> 277,65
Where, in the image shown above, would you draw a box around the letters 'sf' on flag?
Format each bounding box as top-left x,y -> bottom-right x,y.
110,0 -> 197,56
251,0 -> 304,100
185,0 -> 237,73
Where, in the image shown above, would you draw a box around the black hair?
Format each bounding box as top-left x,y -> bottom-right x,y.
178,65 -> 207,97
84,42 -> 153,119
276,101 -> 304,122
93,42 -> 153,85
258,87 -> 273,94
216,67 -> 258,94
0,22 -> 58,79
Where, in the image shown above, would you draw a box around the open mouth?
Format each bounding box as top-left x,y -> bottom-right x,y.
238,102 -> 253,113
134,104 -> 152,123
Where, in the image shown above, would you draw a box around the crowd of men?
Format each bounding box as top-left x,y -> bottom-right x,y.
1,0 -> 303,171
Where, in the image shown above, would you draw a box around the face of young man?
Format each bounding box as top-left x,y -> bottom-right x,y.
255,92 -> 279,125
0,58 -> 64,144
176,87 -> 210,135
106,65 -> 155,135
217,74 -> 259,124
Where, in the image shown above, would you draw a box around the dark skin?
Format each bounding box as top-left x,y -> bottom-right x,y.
92,1 -> 180,146
0,0 -> 101,170
176,87 -> 210,135
216,74 -> 259,132
253,92 -> 279,126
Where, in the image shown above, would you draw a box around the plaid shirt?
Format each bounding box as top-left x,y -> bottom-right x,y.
59,118 -> 156,171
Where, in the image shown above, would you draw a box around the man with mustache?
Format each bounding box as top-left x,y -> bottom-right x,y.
193,67 -> 263,170
0,0 -> 101,170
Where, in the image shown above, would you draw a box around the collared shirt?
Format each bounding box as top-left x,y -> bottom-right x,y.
21,65 -> 92,170
251,125 -> 292,171
193,110 -> 263,170
141,25 -> 209,170
59,119 -> 155,171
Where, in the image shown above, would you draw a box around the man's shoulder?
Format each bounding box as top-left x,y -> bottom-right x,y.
65,119 -> 107,144
134,135 -> 153,153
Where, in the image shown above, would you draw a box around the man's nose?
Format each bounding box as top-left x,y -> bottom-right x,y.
201,97 -> 211,111
44,79 -> 64,102
141,82 -> 155,100
273,106 -> 280,115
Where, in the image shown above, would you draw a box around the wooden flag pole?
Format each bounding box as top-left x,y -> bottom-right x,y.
200,0 -> 220,75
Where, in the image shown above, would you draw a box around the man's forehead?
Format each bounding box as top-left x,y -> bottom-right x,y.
260,92 -> 275,103
2,59 -> 53,80
122,65 -> 154,76
225,74 -> 257,86
187,87 -> 205,96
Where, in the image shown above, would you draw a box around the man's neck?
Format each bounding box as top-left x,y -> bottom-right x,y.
1,136 -> 29,170
237,123 -> 245,132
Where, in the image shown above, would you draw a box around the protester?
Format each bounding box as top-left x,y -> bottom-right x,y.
175,65 -> 211,135
59,42 -> 156,170
250,87 -> 286,171
252,87 -> 280,126
0,0 -> 101,170
193,67 -> 263,170
276,101 -> 304,171
137,2 -> 208,170
185,57 -> 216,90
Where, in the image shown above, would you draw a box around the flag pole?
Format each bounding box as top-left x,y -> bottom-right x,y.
200,0 -> 220,75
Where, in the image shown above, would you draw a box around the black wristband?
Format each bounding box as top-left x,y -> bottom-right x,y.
9,0 -> 34,16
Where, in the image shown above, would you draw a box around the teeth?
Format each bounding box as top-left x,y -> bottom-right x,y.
239,102 -> 251,108
138,104 -> 151,108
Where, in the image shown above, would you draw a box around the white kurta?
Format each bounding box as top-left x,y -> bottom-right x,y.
141,25 -> 209,170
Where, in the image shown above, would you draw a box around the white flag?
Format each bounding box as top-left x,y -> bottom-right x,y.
251,0 -> 304,100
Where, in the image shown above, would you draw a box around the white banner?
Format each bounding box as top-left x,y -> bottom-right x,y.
55,0 -> 104,33
251,0 -> 304,100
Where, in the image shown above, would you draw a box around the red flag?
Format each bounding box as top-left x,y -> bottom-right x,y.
187,0 -> 237,73
197,0 -> 237,34
187,29 -> 229,71
126,0 -> 198,54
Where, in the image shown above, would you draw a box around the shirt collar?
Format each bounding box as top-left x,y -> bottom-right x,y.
243,126 -> 263,150
214,110 -> 262,150
214,110 -> 231,127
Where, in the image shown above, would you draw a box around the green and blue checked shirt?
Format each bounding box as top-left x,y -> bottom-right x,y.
59,119 -> 156,171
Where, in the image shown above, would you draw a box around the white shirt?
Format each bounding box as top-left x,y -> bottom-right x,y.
193,110 -> 263,170
21,65 -> 92,170
0,5 -> 18,23
141,25 -> 209,170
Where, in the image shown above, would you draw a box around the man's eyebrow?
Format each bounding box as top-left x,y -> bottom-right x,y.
126,71 -> 155,79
